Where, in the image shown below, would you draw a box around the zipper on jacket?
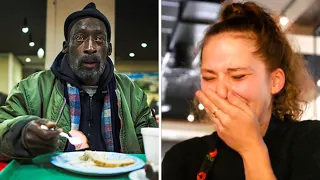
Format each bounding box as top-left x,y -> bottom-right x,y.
115,89 -> 124,152
55,98 -> 67,152
89,96 -> 92,129
56,98 -> 67,124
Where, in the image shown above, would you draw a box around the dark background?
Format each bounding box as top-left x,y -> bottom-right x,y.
0,0 -> 158,63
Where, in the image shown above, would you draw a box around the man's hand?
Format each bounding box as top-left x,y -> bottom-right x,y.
22,119 -> 61,157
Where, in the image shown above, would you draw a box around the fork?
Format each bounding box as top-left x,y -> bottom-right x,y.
40,125 -> 82,145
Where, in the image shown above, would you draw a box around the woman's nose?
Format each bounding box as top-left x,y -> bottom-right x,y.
215,80 -> 228,99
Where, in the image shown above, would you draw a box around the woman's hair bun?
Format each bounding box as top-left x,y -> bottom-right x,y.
220,2 -> 268,23
220,3 -> 247,21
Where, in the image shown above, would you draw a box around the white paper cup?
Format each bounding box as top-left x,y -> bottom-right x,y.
141,127 -> 159,165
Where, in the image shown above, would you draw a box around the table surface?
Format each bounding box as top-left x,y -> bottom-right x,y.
0,152 -> 146,180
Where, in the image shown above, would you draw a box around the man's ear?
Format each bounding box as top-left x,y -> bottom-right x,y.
62,41 -> 68,54
107,42 -> 112,56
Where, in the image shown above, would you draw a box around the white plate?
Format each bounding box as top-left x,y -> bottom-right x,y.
50,151 -> 145,176
128,169 -> 149,180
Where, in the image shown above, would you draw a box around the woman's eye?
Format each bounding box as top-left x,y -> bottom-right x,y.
232,75 -> 246,80
202,77 -> 216,81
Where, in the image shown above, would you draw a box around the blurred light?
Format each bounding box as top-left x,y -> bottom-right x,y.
129,53 -> 135,57
187,114 -> 195,122
37,48 -> 44,59
162,104 -> 171,113
29,34 -> 35,47
162,1 -> 179,7
317,80 -> 320,87
198,103 -> 204,110
161,28 -> 172,34
29,42 -> 35,47
141,43 -> 147,48
22,27 -> 29,33
25,58 -> 31,62
280,16 -> 289,26
162,52 -> 171,67
161,15 -> 177,21
22,17 -> 28,33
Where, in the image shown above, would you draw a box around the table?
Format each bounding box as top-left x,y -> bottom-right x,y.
0,153 -> 146,180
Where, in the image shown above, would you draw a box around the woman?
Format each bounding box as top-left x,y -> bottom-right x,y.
162,2 -> 320,180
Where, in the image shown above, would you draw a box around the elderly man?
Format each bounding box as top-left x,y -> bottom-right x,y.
0,2 -> 157,160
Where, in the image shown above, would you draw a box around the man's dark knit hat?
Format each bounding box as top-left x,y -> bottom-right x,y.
64,2 -> 111,41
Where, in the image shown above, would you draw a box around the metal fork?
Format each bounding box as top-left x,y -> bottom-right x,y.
40,125 -> 82,145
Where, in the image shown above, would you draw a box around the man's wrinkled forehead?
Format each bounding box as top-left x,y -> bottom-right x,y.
69,18 -> 107,37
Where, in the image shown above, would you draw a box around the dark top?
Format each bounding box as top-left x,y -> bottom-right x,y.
162,116 -> 320,180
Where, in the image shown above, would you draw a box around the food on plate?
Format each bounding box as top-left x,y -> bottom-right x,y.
93,159 -> 135,168
78,150 -> 135,168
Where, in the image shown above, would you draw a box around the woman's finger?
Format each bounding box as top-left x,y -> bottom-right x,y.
213,106 -> 231,127
196,91 -> 220,114
196,90 -> 231,126
227,91 -> 252,115
209,113 -> 224,132
202,89 -> 234,115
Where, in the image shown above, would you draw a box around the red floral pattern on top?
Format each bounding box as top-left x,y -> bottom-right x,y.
197,148 -> 218,180
209,149 -> 218,158
197,172 -> 207,180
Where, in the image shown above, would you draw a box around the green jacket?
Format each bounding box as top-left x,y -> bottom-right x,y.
0,70 -> 158,159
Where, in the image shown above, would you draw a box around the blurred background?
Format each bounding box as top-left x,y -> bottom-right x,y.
0,0 -> 159,117
161,0 -> 320,157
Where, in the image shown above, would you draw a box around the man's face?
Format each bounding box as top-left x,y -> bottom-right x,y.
65,18 -> 110,84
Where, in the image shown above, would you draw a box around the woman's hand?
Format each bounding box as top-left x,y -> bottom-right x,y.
195,89 -> 264,155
